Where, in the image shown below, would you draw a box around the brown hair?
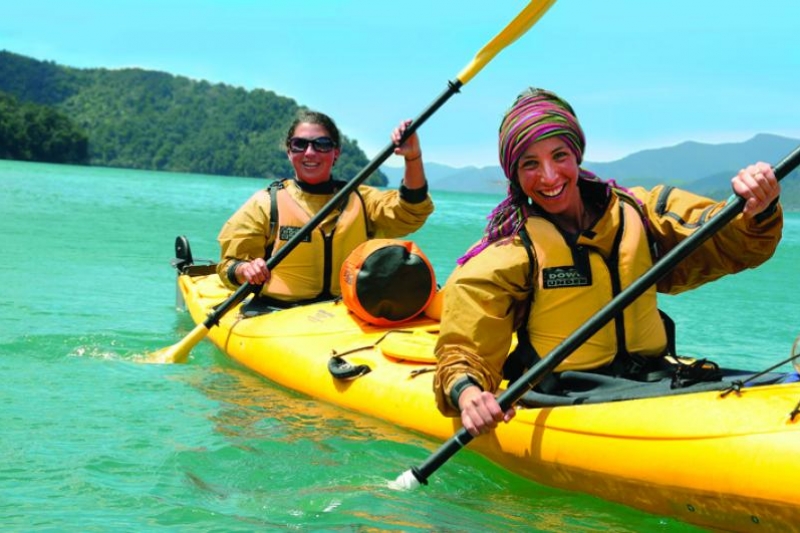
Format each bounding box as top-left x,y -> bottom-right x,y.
285,110 -> 341,148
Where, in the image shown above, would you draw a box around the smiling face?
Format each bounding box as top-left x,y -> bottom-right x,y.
287,122 -> 340,185
516,136 -> 582,221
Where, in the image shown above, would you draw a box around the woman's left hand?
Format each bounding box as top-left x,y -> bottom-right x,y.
731,162 -> 780,219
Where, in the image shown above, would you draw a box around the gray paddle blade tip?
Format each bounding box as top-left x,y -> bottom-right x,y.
387,470 -> 421,491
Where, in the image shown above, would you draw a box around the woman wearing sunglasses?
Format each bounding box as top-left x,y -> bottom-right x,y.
216,110 -> 433,307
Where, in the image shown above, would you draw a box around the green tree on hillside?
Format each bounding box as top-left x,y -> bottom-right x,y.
0,91 -> 89,164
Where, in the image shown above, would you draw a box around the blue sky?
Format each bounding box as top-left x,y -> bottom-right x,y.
2,1 -> 798,168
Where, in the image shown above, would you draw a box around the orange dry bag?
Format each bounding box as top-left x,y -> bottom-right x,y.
340,239 -> 436,326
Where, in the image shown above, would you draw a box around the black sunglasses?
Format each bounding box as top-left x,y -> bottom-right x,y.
288,136 -> 336,153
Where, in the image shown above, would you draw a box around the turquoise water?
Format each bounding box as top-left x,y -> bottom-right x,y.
2,159 -> 798,532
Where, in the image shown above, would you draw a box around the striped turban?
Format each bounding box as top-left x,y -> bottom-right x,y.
457,88 -> 590,265
499,87 -> 586,180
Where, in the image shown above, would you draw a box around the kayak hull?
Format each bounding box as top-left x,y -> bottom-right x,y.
178,272 -> 800,532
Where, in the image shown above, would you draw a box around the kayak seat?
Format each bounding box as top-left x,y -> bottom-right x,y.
518,368 -> 790,407
171,235 -> 216,276
239,293 -> 339,317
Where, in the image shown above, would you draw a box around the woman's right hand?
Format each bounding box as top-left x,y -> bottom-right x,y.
731,162 -> 780,220
236,258 -> 271,285
458,386 -> 516,437
391,118 -> 421,160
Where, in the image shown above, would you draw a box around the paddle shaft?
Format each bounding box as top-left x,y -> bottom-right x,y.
409,144 -> 800,485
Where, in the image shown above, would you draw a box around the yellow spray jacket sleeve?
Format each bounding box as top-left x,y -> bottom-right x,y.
433,237 -> 532,417
358,185 -> 434,239
631,185 -> 783,295
216,189 -> 272,289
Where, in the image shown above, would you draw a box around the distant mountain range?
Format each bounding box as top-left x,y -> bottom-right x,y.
2,50 -> 797,208
382,134 -> 800,208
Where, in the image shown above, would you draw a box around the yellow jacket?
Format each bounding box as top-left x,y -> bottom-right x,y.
217,179 -> 433,303
434,181 -> 783,416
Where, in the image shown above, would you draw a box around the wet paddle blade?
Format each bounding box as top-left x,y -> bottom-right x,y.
139,323 -> 210,364
388,469 -> 422,491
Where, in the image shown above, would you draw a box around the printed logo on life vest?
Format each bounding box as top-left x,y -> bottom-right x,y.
542,266 -> 590,288
279,226 -> 311,242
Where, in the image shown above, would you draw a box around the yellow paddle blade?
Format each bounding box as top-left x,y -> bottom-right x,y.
457,0 -> 558,85
138,322 -> 210,364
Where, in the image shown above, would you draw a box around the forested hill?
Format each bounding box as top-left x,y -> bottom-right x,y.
0,50 -> 387,186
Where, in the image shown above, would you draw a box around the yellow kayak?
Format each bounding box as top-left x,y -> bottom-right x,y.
175,265 -> 800,533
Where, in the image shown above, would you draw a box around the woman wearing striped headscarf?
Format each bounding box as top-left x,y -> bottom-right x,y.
433,88 -> 783,435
